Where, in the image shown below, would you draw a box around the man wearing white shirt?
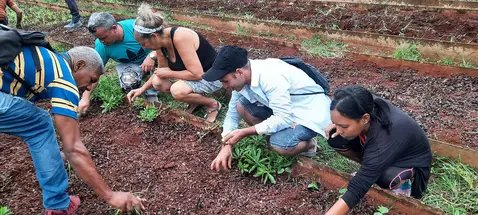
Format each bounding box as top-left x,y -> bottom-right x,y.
203,46 -> 331,171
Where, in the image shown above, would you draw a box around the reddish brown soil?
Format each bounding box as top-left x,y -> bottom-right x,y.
0,103 -> 375,214
38,20 -> 478,149
139,0 -> 478,43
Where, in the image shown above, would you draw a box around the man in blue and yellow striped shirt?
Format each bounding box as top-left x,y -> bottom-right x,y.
0,46 -> 145,214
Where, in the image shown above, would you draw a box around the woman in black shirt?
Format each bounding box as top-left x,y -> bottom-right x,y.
126,3 -> 222,122
325,85 -> 432,215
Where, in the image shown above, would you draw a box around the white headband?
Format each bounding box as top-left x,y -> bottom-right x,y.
133,24 -> 163,34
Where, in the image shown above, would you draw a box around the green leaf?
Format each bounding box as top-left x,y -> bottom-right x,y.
308,182 -> 319,190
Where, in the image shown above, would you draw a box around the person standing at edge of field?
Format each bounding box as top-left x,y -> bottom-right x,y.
126,3 -> 223,122
0,0 -> 22,28
0,46 -> 145,214
324,85 -> 432,215
63,0 -> 82,30
80,12 -> 159,114
203,45 -> 331,171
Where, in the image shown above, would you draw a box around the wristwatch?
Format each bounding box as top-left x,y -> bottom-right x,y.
149,52 -> 157,61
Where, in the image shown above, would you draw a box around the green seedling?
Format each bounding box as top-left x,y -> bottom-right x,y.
138,105 -> 159,122
132,97 -> 146,110
91,73 -> 124,113
235,24 -> 253,36
374,205 -> 390,215
307,182 -> 319,191
233,136 -> 296,184
392,43 -> 422,61
0,206 -> 10,215
301,35 -> 347,58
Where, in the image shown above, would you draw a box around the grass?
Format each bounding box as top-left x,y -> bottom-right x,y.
235,24 -> 253,36
438,57 -> 454,66
50,41 -> 73,53
301,35 -> 347,58
314,136 -> 360,174
392,43 -> 422,61
422,157 -> 478,214
459,57 -> 475,68
0,206 -> 10,215
7,3 -> 70,28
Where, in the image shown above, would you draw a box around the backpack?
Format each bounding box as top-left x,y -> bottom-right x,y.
0,24 -> 55,96
280,57 -> 329,95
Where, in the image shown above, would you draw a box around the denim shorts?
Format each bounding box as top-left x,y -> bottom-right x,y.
238,96 -> 317,149
185,79 -> 223,94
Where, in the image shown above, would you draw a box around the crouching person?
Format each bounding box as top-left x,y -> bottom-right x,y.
0,46 -> 145,214
203,46 -> 331,171
325,85 -> 432,215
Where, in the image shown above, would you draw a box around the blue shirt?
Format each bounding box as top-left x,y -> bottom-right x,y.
223,58 -> 331,136
95,19 -> 151,65
0,46 -> 80,119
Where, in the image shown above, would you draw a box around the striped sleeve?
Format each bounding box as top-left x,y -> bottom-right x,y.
47,77 -> 79,120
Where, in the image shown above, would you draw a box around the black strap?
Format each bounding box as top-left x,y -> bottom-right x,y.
1,65 -> 39,96
30,46 -> 42,72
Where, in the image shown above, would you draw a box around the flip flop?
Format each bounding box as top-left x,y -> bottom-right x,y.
204,101 -> 222,123
186,103 -> 201,114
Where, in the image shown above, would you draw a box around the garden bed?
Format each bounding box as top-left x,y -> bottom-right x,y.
0,103 -> 376,214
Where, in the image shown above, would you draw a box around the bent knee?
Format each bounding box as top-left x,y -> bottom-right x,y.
170,81 -> 192,100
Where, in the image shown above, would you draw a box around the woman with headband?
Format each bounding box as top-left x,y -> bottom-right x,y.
324,85 -> 432,215
126,3 -> 223,122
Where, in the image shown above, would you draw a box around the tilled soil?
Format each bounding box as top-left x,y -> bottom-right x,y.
41,22 -> 477,149
138,0 -> 478,43
0,103 -> 375,214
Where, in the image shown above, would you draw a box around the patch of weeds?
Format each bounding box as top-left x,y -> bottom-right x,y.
301,35 -> 347,58
392,43 -> 422,61
7,3 -> 70,27
50,41 -> 73,53
0,206 -> 10,215
422,157 -> 478,214
374,206 -> 390,215
438,57 -> 454,66
459,57 -> 475,68
235,24 -> 253,36
138,105 -> 159,122
233,135 -> 297,184
243,12 -> 255,20
307,182 -> 319,190
91,73 -> 125,113
314,136 -> 360,174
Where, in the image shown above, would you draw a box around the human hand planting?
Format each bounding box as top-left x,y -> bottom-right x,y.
210,145 -> 232,171
221,129 -> 249,145
107,191 -> 146,212
127,88 -> 145,103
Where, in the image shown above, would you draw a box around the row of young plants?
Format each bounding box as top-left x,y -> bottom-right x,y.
90,61 -> 478,215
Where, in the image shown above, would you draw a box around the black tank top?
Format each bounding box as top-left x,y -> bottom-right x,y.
160,27 -> 216,72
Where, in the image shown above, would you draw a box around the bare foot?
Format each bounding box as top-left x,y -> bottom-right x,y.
204,101 -> 222,123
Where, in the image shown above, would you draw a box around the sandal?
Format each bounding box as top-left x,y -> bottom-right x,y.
185,103 -> 201,114
204,101 -> 222,123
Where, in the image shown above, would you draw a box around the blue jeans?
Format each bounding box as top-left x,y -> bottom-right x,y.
65,0 -> 81,23
238,96 -> 317,149
0,92 -> 70,210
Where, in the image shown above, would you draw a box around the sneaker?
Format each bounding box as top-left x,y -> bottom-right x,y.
392,179 -> 412,197
64,19 -> 82,30
300,138 -> 317,158
44,195 -> 80,215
